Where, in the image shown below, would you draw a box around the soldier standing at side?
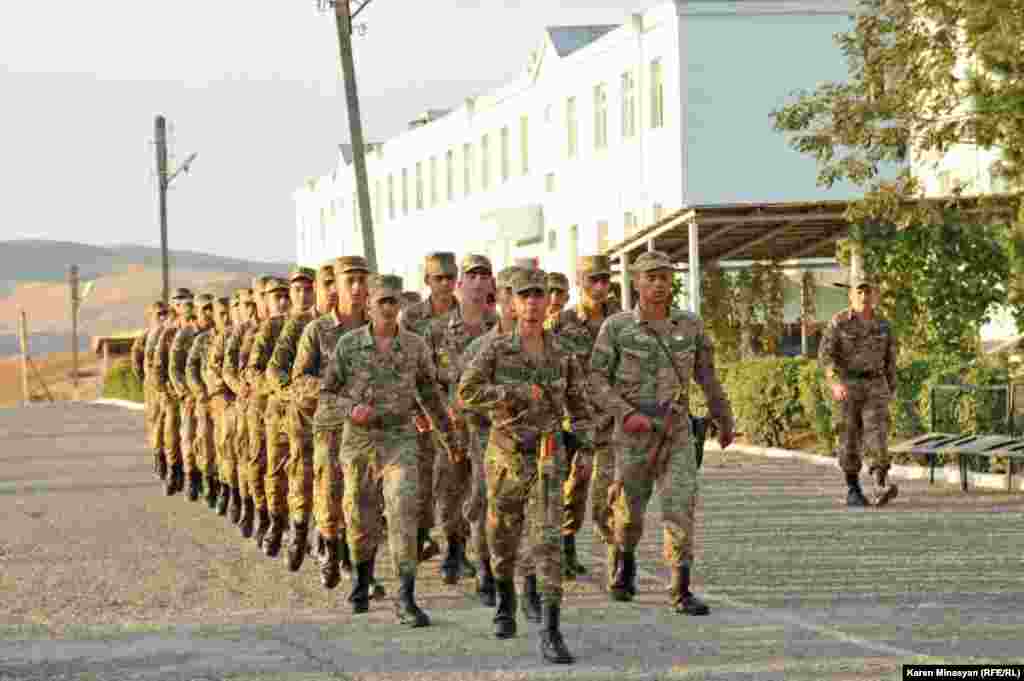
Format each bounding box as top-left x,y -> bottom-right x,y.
819,273 -> 898,507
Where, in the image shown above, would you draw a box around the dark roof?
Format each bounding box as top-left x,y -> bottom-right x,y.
546,25 -> 618,57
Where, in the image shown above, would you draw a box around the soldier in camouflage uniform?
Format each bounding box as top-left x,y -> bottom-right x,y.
398,252 -> 463,569
153,288 -> 196,496
169,294 -> 206,502
186,294 -> 221,509
400,291 -> 422,311
244,276 -> 293,551
544,273 -> 570,323
546,256 -> 620,579
206,294 -> 240,520
263,266 -> 317,563
819,273 -> 898,507
302,256 -> 372,587
458,268 -> 592,664
224,282 -> 266,535
318,274 -> 456,625
134,301 -> 169,479
589,251 -> 734,616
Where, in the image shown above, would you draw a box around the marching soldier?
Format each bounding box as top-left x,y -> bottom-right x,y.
544,273 -> 570,324
153,288 -> 195,496
458,268 -> 593,664
135,301 -> 169,479
318,274 -> 457,625
186,294 -> 220,509
819,273 -> 898,507
170,295 -> 205,502
206,294 -> 241,520
589,251 -> 734,616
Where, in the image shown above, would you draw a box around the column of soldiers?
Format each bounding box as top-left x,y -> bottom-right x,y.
132,248 -> 898,665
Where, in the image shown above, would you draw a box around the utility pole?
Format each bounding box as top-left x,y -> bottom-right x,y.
323,0 -> 378,272
153,115 -> 198,304
69,265 -> 80,400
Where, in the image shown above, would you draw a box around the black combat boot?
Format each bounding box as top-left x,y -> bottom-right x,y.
872,468 -> 899,507
165,462 -> 184,496
394,571 -> 430,627
477,558 -> 496,607
263,513 -> 286,557
670,560 -> 710,615
520,575 -> 542,623
605,545 -> 619,591
493,578 -> 517,639
239,497 -> 255,538
254,506 -> 271,549
562,534 -> 587,578
319,535 -> 341,589
418,528 -> 440,562
229,487 -> 242,525
286,520 -> 308,572
339,528 -> 353,576
349,561 -> 372,614
610,551 -> 636,602
457,541 -> 477,579
205,475 -> 220,510
217,484 -> 231,517
368,548 -> 386,599
154,451 -> 167,481
846,472 -> 870,507
440,536 -> 461,585
187,470 -> 203,502
539,602 -> 575,664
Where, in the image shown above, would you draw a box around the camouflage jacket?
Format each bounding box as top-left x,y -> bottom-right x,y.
458,329 -> 594,455
223,320 -> 257,399
185,328 -> 214,402
437,307 -> 499,390
244,316 -> 288,400
290,310 -> 369,407
818,308 -> 896,388
131,329 -> 150,383
168,326 -> 198,401
399,296 -> 459,377
151,324 -> 183,395
315,324 -> 453,448
265,310 -> 317,402
204,324 -> 234,399
589,309 -> 734,438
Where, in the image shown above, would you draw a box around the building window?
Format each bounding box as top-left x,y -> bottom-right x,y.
624,211 -> 637,235
387,174 -> 395,220
429,156 -> 438,207
566,97 -> 578,158
548,229 -> 557,251
401,168 -> 409,215
594,83 -> 608,150
545,173 -> 556,193
597,220 -> 609,252
446,149 -> 455,202
621,70 -> 636,139
520,115 -> 529,175
415,162 -> 424,210
481,133 -> 490,190
463,143 -> 474,197
500,126 -> 510,183
650,59 -> 664,129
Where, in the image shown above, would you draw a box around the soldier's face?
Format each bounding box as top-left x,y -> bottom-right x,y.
291,280 -> 315,311
497,287 -> 517,320
244,302 -> 257,321
269,291 -> 290,316
371,295 -> 401,326
338,272 -> 369,309
199,305 -> 215,329
580,273 -> 611,305
548,289 -> 569,315
216,306 -> 231,330
255,293 -> 267,318
514,288 -> 548,324
320,278 -> 338,311
460,269 -> 491,303
426,273 -> 456,299
637,270 -> 672,307
850,286 -> 875,312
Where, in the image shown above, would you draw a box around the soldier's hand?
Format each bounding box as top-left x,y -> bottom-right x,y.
623,412 -> 652,434
718,427 -> 734,450
447,443 -> 466,464
351,404 -> 375,426
831,383 -> 849,402
414,414 -> 432,433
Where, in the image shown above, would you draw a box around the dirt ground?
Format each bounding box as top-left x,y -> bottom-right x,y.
0,352 -> 104,407
0,402 -> 1022,681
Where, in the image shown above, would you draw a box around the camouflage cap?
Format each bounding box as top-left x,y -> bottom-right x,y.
195,293 -> 215,308
629,250 -> 680,273
578,255 -> 612,277
263,277 -> 289,295
496,266 -> 523,289
461,253 -> 493,274
289,266 -> 316,283
252,275 -> 274,295
334,255 -> 371,274
546,272 -> 570,291
401,291 -> 422,304
424,252 -> 458,276
237,289 -> 253,304
368,274 -> 403,301
511,268 -> 548,295
835,272 -> 878,289
171,287 -> 194,301
214,297 -> 231,311
318,262 -> 336,283
512,257 -> 539,271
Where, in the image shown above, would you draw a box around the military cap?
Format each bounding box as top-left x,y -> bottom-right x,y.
401,291 -> 422,304
496,266 -> 523,289
263,277 -> 289,295
461,253 -> 493,274
252,274 -> 274,293
334,255 -> 371,274
546,272 -> 570,291
835,272 -> 878,289
424,252 -> 458,276
318,262 -> 336,282
629,250 -> 680,273
195,293 -> 215,308
214,297 -> 231,311
289,266 -> 316,283
511,268 -> 548,295
368,274 -> 403,302
578,255 -> 612,277
513,257 -> 539,271
237,289 -> 253,304
171,287 -> 194,301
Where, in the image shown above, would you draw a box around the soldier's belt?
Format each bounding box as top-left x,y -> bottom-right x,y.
633,401 -> 677,426
845,369 -> 884,380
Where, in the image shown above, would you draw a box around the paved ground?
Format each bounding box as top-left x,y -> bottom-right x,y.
1,403 -> 1022,681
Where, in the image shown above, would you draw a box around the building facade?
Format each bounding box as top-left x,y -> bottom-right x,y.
295,0 -> 858,294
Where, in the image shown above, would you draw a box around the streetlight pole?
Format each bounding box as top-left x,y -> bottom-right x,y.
154,115 -> 198,304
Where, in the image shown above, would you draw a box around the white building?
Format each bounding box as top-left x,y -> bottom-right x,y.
295,0 -> 858,295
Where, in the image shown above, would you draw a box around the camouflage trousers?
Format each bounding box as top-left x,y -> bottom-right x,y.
265,398 -> 291,518
563,444 -> 614,544
246,397 -> 269,510
313,427 -> 346,539
612,416 -> 699,566
145,383 -> 165,454
414,430 -> 436,532
232,401 -> 252,500
179,399 -> 198,474
486,435 -> 566,605
833,379 -> 892,475
435,440 -> 471,542
285,421 -> 314,525
159,393 -> 182,466
343,423 -> 419,577
210,395 -> 238,488
194,400 -> 216,477
464,422 -> 491,561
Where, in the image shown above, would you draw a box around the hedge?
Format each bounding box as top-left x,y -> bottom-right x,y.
102,361 -> 144,403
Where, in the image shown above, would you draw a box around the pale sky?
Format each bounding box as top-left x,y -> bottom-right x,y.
0,0 -> 656,263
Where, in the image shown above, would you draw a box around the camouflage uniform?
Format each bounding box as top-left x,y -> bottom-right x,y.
135,301 -> 167,475
205,295 -> 240,519
818,273 -> 898,506
186,294 -> 218,506
169,302 -> 202,498
154,288 -> 195,494
589,251 -> 734,614
318,274 -> 454,625
458,268 -> 592,660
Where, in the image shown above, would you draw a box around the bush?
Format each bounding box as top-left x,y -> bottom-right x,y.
798,360 -> 833,453
102,360 -> 144,403
724,357 -> 807,448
